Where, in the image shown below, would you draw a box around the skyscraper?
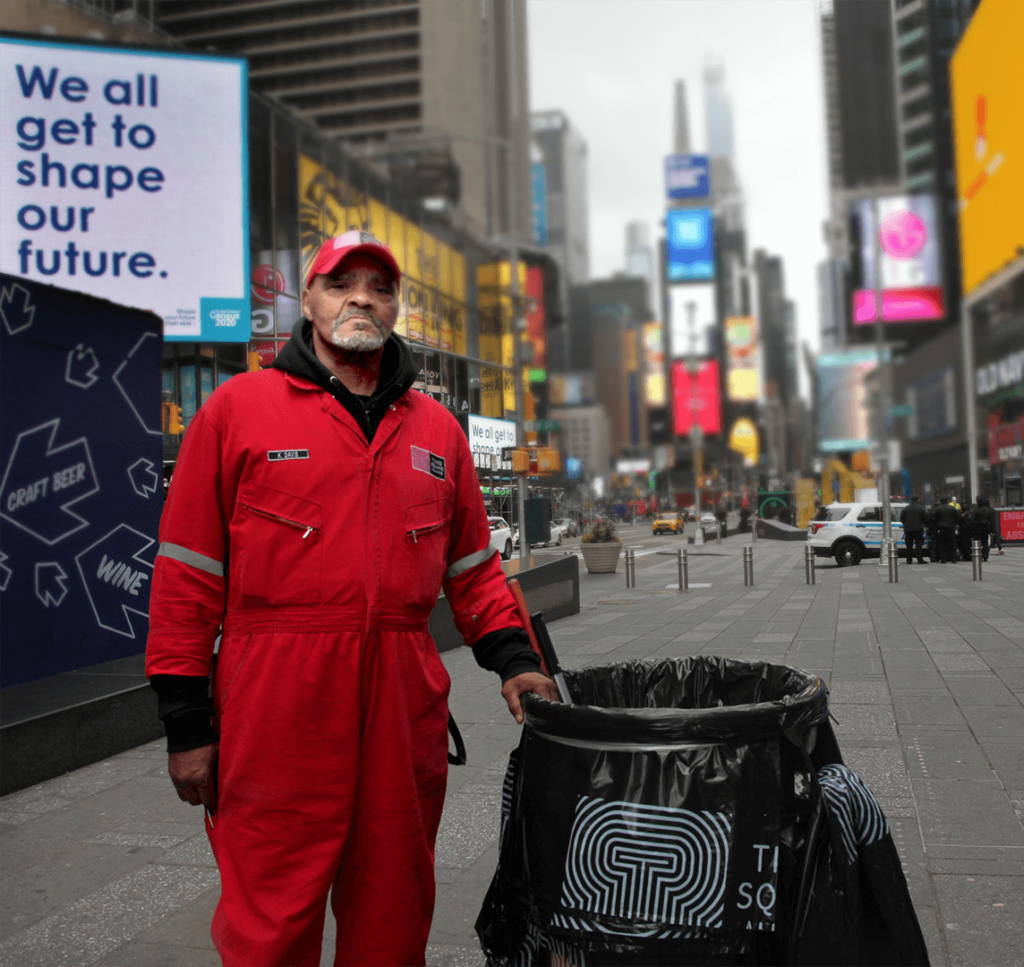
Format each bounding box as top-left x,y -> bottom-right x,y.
530,110 -> 590,289
155,0 -> 532,243
625,222 -> 656,315
704,64 -> 734,162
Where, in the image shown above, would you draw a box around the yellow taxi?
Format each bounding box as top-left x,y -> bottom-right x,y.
652,511 -> 685,535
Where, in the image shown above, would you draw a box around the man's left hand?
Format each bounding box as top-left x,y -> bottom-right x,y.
501,672 -> 559,724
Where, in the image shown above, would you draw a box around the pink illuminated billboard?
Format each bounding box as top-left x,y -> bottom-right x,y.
671,359 -> 722,435
851,195 -> 946,324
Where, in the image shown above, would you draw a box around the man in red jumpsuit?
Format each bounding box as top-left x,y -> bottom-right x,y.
146,231 -> 556,967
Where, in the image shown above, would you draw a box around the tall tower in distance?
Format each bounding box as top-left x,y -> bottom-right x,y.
673,80 -> 692,155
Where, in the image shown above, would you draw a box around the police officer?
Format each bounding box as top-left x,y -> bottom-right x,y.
932,496 -> 962,564
899,494 -> 928,564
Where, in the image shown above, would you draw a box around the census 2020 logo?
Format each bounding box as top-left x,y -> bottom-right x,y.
210,308 -> 241,328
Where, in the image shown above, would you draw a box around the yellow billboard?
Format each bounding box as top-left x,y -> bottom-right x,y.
724,316 -> 761,401
297,155 -> 466,354
951,0 -> 1024,295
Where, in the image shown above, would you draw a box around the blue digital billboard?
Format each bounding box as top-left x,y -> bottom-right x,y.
531,162 -> 548,246
666,208 -> 715,281
665,154 -> 710,199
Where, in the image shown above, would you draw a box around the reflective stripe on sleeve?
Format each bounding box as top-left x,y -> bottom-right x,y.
157,542 -> 224,577
445,545 -> 497,580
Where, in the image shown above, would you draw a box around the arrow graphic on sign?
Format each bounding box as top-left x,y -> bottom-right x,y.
112,332 -> 162,436
127,458 -> 159,498
0,283 -> 35,336
65,344 -> 101,389
35,562 -> 69,607
0,419 -> 99,545
74,524 -> 155,639
0,550 -> 11,592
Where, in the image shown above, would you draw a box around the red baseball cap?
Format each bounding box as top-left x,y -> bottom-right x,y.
305,230 -> 402,288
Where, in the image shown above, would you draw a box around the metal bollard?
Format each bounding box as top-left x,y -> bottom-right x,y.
752,517 -> 758,543
804,544 -> 816,585
972,539 -> 983,581
716,521 -> 722,545
679,547 -> 689,591
743,546 -> 754,586
625,548 -> 636,588
887,538 -> 899,583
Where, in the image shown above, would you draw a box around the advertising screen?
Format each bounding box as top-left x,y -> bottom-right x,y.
549,373 -> 595,406
642,321 -> 666,406
666,208 -> 715,281
1,37 -> 249,342
531,161 -> 548,246
951,0 -> 1024,296
664,154 -> 710,199
525,266 -> 546,382
724,315 -> 761,401
671,359 -> 721,435
850,195 -> 945,324
668,283 -> 716,358
817,349 -> 879,451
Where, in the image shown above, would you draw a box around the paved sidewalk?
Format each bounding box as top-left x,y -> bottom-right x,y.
1,537 -> 1022,966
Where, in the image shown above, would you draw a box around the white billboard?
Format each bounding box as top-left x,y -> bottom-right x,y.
1,38 -> 249,341
668,283 -> 716,358
467,415 -> 517,471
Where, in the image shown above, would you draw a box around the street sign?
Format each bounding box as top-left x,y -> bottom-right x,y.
889,404 -> 914,417
525,420 -> 562,432
501,447 -> 515,462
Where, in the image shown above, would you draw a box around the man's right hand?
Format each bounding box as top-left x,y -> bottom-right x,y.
168,743 -> 218,814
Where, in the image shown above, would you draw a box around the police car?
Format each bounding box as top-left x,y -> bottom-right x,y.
807,502 -> 907,566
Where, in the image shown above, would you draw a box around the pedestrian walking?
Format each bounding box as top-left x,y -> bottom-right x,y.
899,494 -> 928,564
971,495 -> 1000,561
145,231 -> 557,967
932,496 -> 962,564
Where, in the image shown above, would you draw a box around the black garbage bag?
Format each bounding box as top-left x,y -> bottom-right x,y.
475,657 -> 928,967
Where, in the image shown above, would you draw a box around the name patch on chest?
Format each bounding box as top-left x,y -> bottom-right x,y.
267,450 -> 310,462
411,445 -> 446,481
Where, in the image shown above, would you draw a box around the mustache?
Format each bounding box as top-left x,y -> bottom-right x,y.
333,307 -> 386,332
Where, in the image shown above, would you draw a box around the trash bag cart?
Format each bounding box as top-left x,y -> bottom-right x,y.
476,657 -> 928,967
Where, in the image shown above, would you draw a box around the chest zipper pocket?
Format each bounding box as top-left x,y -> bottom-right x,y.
409,521 -> 446,544
241,503 -> 320,540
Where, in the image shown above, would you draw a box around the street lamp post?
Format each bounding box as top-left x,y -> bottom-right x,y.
872,199 -> 893,564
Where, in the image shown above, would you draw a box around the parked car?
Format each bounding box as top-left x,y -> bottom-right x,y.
513,520 -> 565,549
487,516 -> 513,560
807,502 -> 908,566
555,517 -> 579,537
652,511 -> 684,535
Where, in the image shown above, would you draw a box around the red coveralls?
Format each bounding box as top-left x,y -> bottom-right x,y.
145,368 -> 522,966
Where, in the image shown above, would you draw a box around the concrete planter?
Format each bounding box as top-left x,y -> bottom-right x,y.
580,541 -> 623,574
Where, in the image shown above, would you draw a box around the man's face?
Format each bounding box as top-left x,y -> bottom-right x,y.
302,254 -> 399,353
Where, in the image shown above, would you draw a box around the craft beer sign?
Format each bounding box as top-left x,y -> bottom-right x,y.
0,36 -> 249,341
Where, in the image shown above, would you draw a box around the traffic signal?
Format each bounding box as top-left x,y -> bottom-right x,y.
248,351 -> 261,372
168,404 -> 185,435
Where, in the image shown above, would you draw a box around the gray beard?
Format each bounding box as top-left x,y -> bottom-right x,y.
330,328 -> 386,352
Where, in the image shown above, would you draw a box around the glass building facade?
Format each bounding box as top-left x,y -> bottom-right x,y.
162,91 -> 519,462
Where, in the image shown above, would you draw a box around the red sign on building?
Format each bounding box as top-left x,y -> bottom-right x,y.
671,359 -> 722,435
1000,510 -> 1024,542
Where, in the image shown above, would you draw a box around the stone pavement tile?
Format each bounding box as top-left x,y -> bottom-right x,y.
942,676 -> 1020,705
129,887 -> 218,948
832,655 -> 885,676
925,846 -> 1024,876
904,733 -> 996,781
931,653 -> 991,673
830,704 -> 898,738
959,704 -> 1024,738
0,843 -> 164,941
988,666 -> 1024,690
424,943 -> 486,967
884,666 -> 947,690
932,875 -> 1024,967
95,941 -> 221,966
912,779 -> 1024,849
840,745 -> 911,800
979,739 -> 1024,796
430,844 -> 501,946
893,694 -> 969,729
158,835 -> 216,869
827,680 -> 890,704
0,864 -> 219,967
85,820 -> 198,850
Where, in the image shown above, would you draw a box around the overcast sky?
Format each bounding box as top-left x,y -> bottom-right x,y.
527,0 -> 830,397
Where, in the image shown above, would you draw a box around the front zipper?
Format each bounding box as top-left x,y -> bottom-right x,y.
242,503 -> 319,539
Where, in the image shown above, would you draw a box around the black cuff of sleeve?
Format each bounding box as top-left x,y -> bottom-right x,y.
471,627 -> 541,683
162,707 -> 218,754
